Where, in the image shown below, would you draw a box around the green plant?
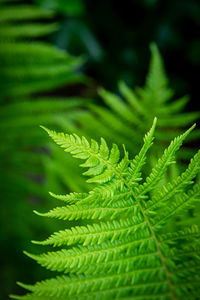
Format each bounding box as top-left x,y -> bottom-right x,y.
34,0 -> 200,99
0,2 -> 84,98
0,0 -> 87,297
36,0 -> 85,16
12,118 -> 200,299
75,44 -> 200,165
65,44 -> 200,230
0,0 -> 85,216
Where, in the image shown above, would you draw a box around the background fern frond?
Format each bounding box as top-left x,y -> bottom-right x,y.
74,44 -> 199,169
0,1 -> 88,297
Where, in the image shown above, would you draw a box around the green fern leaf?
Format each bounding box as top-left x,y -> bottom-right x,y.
12,120 -> 200,300
76,44 -> 199,171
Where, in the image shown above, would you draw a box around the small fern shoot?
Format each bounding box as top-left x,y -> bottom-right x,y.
12,118 -> 200,300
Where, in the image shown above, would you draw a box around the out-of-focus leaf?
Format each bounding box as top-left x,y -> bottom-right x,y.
36,0 -> 85,16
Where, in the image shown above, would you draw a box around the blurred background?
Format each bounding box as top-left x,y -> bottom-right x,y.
35,0 -> 200,107
0,0 -> 199,299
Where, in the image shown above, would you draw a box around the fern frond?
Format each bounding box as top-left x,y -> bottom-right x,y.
0,1 -> 87,297
14,122 -> 200,299
0,0 -> 85,99
76,43 -> 199,174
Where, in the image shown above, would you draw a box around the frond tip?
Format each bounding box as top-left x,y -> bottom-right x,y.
14,121 -> 200,300
40,125 -> 122,184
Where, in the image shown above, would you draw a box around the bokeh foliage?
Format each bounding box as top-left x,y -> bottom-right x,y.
0,0 -> 87,298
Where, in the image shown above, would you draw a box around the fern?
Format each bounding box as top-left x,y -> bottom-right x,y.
74,44 -> 200,164
12,119 -> 200,299
0,0 -> 87,197
0,1 -> 88,297
0,0 -> 87,226
69,43 -> 200,228
0,0 -> 85,98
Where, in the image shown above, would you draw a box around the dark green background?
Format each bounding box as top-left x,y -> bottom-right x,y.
39,0 -> 200,109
